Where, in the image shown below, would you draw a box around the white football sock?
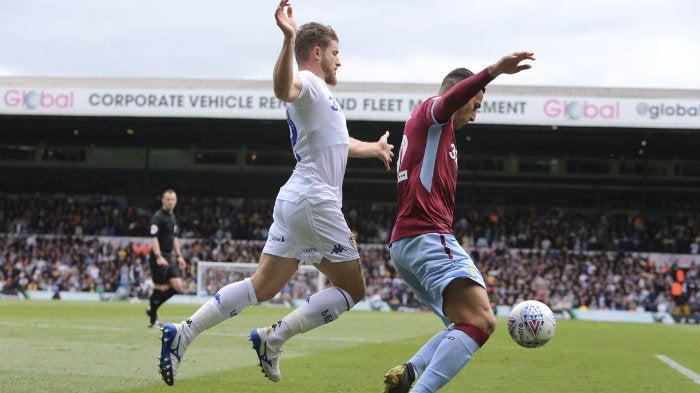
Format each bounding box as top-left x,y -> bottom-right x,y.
267,287 -> 354,349
182,277 -> 257,343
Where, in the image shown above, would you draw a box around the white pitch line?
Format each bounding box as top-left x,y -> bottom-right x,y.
656,354 -> 700,385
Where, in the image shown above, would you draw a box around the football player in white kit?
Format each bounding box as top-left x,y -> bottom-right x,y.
157,0 -> 394,386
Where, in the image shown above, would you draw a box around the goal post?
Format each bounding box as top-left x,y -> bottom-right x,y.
196,261 -> 326,306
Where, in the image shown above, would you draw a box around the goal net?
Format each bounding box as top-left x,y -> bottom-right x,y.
196,261 -> 326,307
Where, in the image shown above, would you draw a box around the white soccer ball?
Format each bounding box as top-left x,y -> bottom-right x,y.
507,300 -> 557,348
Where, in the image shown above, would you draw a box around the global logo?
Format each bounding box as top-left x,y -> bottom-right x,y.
543,99 -> 620,120
3,89 -> 75,109
635,102 -> 700,120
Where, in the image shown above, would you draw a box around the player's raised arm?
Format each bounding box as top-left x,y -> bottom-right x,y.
273,0 -> 303,102
434,51 -> 535,123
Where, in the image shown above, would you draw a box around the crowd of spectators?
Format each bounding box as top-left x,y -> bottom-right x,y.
1,193 -> 699,323
2,193 -> 699,253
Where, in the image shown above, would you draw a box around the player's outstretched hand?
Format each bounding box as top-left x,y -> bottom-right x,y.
488,52 -> 535,77
275,0 -> 296,39
377,131 -> 394,171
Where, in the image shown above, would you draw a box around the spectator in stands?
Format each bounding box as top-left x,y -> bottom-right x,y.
130,256 -> 144,297
3,192 -> 699,254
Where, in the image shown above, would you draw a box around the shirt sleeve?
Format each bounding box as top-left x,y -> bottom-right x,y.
432,68 -> 494,123
149,214 -> 159,237
293,71 -> 319,108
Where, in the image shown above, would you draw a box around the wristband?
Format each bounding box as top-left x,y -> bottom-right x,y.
155,253 -> 161,258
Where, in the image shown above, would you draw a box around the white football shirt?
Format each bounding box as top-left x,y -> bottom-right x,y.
277,70 -> 349,205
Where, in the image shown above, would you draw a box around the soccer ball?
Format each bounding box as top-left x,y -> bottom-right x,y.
507,300 -> 557,348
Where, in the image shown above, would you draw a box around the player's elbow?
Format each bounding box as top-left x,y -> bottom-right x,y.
273,79 -> 301,102
273,87 -> 290,102
273,82 -> 297,102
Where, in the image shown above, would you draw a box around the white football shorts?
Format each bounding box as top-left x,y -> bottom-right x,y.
263,198 -> 359,265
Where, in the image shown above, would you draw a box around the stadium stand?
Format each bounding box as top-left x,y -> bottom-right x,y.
1,194 -> 698,323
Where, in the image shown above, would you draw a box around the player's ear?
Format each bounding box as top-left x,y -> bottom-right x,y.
312,45 -> 322,60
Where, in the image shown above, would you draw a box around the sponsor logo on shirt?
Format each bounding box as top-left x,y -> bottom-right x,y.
269,233 -> 286,243
328,96 -> 342,112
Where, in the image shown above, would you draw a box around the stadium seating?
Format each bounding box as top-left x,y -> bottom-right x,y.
0,193 -> 698,323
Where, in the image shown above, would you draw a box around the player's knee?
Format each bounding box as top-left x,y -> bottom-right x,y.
454,322 -> 492,347
483,312 -> 497,335
250,274 -> 287,302
356,279 -> 368,303
349,289 -> 365,305
252,286 -> 276,302
449,307 -> 496,336
340,282 -> 365,305
326,272 -> 365,304
475,304 -> 498,335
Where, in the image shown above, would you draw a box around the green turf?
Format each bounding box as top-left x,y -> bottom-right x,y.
1,299 -> 698,393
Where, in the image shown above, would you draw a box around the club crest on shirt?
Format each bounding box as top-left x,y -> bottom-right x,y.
328,96 -> 342,112
349,234 -> 357,250
449,143 -> 458,167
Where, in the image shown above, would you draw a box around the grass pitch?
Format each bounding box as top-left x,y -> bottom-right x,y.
1,299 -> 698,393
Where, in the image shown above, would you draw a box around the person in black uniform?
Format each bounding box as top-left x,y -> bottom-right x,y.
146,189 -> 187,327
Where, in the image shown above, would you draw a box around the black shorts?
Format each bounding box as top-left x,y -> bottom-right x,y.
149,256 -> 181,285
